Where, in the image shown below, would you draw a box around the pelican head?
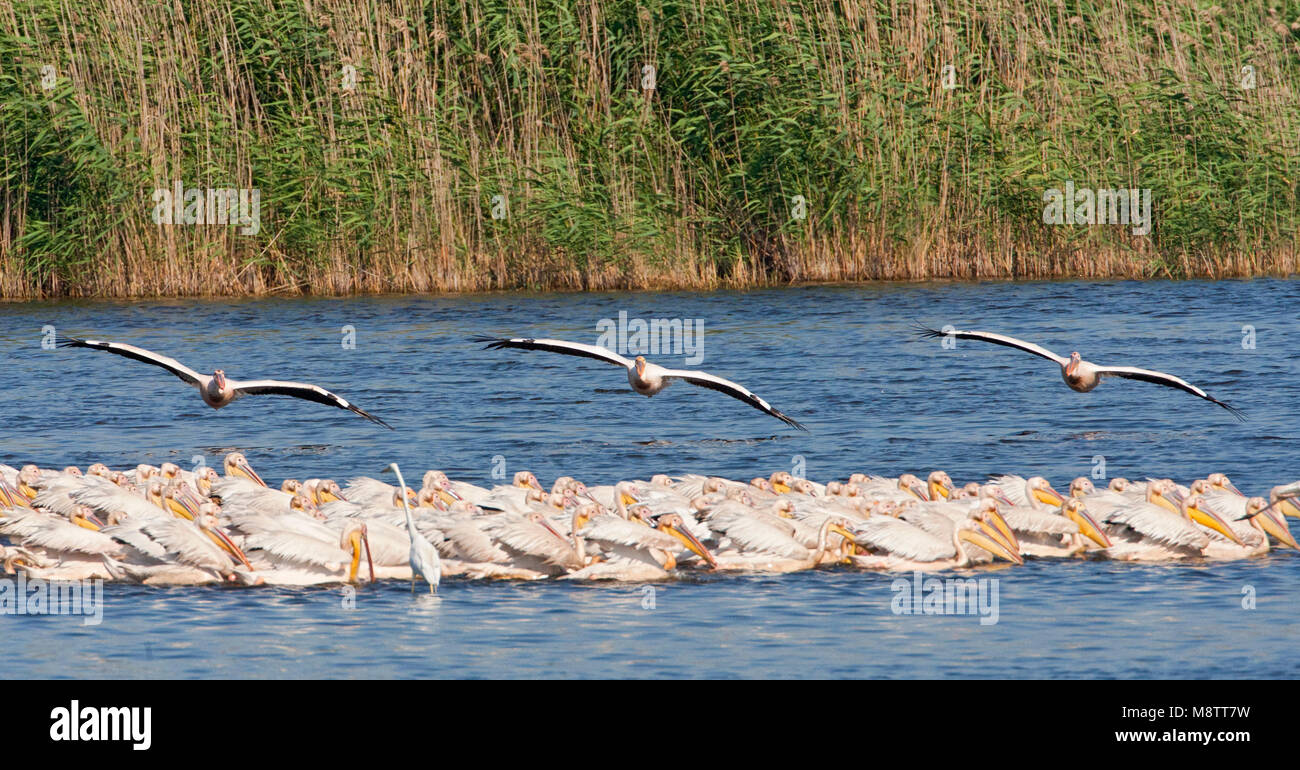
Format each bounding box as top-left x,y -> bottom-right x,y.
224,452 -> 265,487
525,511 -> 568,545
213,368 -> 228,390
1243,497 -> 1299,549
339,520 -> 375,584
771,499 -> 795,518
1207,473 -> 1242,496
1026,476 -> 1064,509
1109,477 -> 1131,493
62,466 -> 82,477
572,502 -> 601,532
654,513 -> 717,569
146,480 -> 166,508
1181,494 -> 1243,545
703,477 -> 728,495
769,472 -> 795,494
650,474 -> 673,488
1060,499 -> 1112,547
928,471 -> 954,500
198,504 -> 253,571
634,355 -> 647,377
826,481 -> 843,496
750,477 -> 774,494
898,473 -> 928,500
15,466 -> 43,500
163,483 -> 199,520
956,514 -> 1023,565
972,498 -> 1022,558
1269,484 -> 1300,519
514,471 -> 543,491
1148,479 -> 1182,513
86,463 -> 111,479
614,481 -> 640,509
979,484 -> 1016,508
316,479 -> 346,504
70,504 -> 104,530
1069,477 -> 1096,498
1065,351 -> 1082,375
196,466 -> 219,496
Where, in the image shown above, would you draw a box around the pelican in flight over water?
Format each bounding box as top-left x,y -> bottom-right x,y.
57,336 -> 392,428
473,336 -> 806,430
916,325 -> 1243,419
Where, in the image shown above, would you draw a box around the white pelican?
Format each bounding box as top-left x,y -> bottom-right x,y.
1263,481 -> 1300,519
56,335 -> 392,427
992,475 -> 1112,554
1200,496 -> 1299,558
1094,480 -> 1240,561
917,325 -> 1243,418
566,510 -> 717,580
385,463 -> 441,593
474,336 -> 807,430
242,518 -> 375,585
849,500 -> 1023,571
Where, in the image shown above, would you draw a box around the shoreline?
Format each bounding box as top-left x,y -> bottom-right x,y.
3,250 -> 1297,301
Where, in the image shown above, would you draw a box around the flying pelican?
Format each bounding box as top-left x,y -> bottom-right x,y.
385,463 -> 441,593
474,336 -> 806,430
56,335 -> 392,427
916,325 -> 1243,418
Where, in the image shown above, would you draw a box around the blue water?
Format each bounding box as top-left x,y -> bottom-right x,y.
2,279 -> 1296,678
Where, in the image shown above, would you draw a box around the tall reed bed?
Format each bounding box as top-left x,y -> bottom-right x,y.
2,0 -> 1298,298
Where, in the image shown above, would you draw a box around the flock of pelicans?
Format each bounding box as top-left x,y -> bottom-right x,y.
4,322 -> 1267,591
51,323 -> 1246,431
2,454 -> 1298,590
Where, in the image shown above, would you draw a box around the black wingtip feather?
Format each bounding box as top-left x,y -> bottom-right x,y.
1216,400 -> 1247,422
54,335 -> 89,349
912,321 -> 947,340
470,335 -> 521,351
351,405 -> 394,429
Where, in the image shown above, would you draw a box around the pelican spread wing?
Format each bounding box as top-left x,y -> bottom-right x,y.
0,510 -> 123,556
231,380 -> 393,428
56,336 -> 204,385
1104,504 -> 1209,550
659,368 -> 808,431
1091,366 -> 1244,420
579,516 -> 682,552
915,325 -> 1068,365
852,517 -> 956,562
244,530 -> 348,570
473,336 -> 633,367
